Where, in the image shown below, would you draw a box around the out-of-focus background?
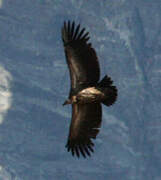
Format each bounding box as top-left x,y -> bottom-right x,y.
0,0 -> 160,179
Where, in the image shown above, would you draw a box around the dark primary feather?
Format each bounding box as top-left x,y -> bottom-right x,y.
66,103 -> 102,158
62,21 -> 100,91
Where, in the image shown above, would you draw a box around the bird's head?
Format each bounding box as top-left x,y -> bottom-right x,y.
62,99 -> 71,106
63,96 -> 77,106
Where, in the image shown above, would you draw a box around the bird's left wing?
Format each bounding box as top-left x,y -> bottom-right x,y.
62,21 -> 100,91
66,103 -> 102,158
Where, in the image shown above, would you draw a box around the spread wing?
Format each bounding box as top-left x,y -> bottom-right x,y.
66,103 -> 102,158
62,21 -> 100,92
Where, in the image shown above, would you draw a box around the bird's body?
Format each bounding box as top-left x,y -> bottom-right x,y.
61,21 -> 117,158
77,87 -> 105,104
65,85 -> 112,105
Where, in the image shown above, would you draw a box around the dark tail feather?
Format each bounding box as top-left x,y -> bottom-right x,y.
97,75 -> 117,106
98,75 -> 113,88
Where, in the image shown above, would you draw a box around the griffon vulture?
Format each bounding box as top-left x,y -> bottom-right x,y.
61,21 -> 117,158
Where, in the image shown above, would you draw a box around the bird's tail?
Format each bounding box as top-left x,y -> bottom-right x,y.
97,75 -> 117,106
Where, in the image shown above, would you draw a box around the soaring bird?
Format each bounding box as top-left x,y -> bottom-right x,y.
61,21 -> 117,158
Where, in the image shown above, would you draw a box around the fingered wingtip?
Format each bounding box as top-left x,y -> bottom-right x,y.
62,20 -> 90,45
65,139 -> 94,158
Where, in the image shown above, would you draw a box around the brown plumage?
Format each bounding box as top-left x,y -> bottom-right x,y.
61,21 -> 117,158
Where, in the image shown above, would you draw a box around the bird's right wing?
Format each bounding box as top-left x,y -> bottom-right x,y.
66,103 -> 102,158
